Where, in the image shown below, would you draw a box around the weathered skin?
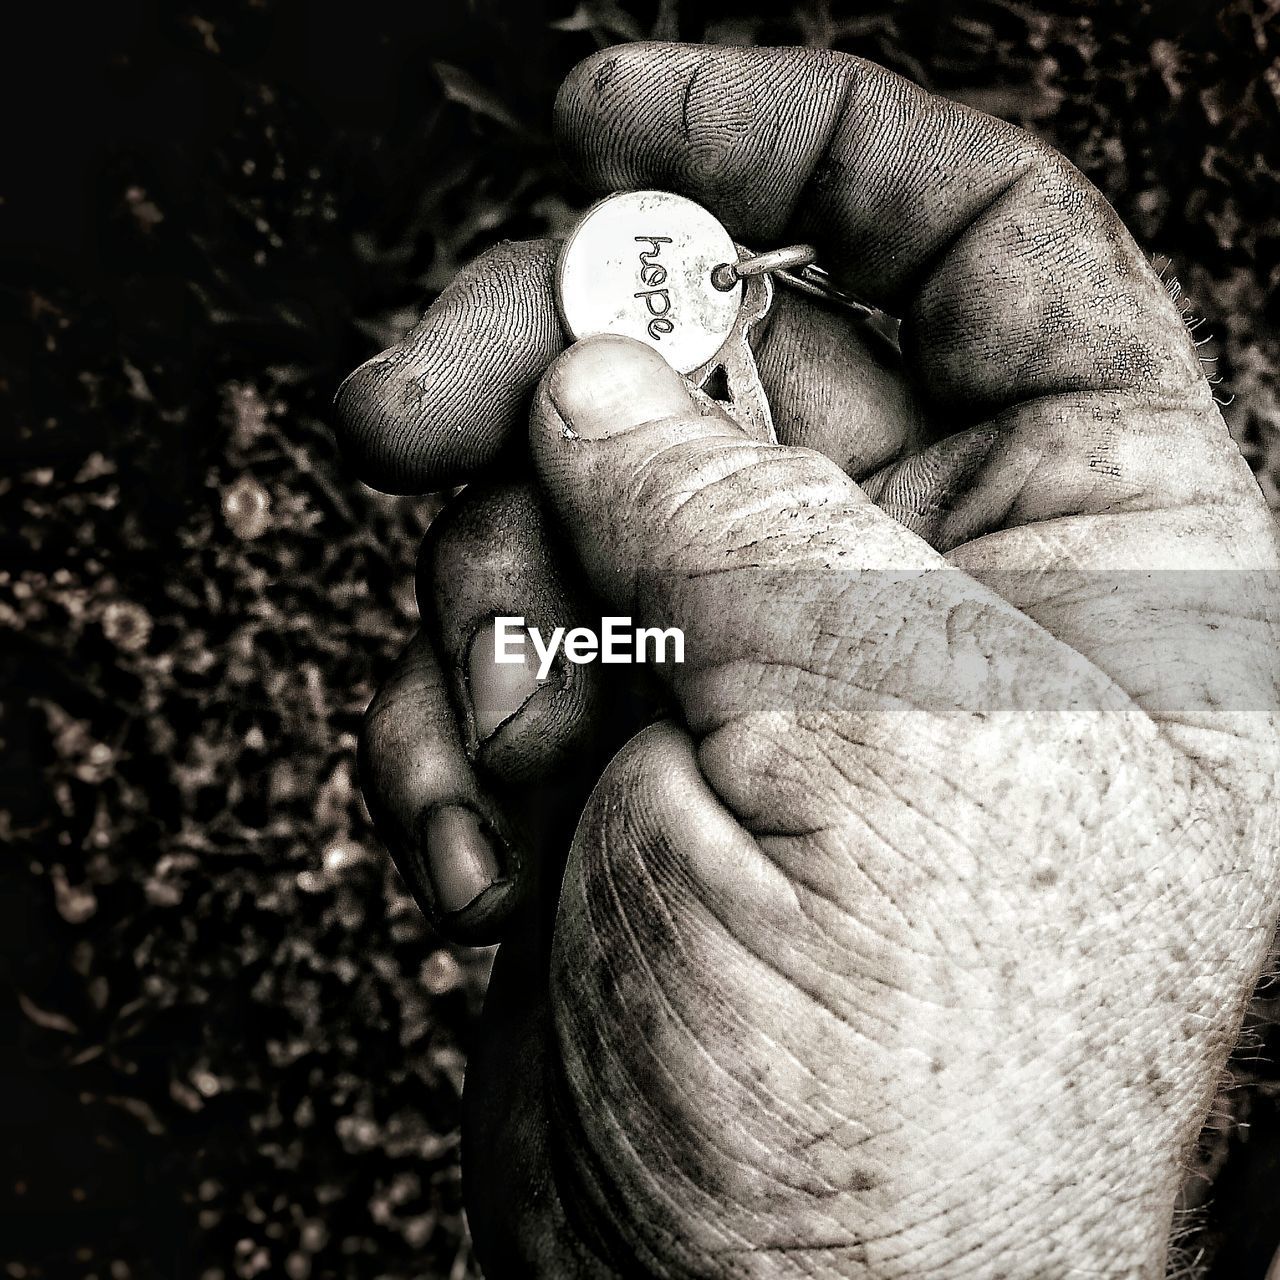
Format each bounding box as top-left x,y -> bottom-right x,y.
336,44 -> 1280,1279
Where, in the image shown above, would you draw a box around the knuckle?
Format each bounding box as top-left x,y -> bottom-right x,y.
358,679 -> 399,782
416,481 -> 540,593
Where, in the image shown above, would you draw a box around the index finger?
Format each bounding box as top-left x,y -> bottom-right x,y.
554,43 -> 1208,420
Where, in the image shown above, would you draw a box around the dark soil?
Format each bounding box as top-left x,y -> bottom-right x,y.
2,2 -> 1278,1277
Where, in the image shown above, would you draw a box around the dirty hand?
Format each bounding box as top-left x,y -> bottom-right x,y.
335,43 -> 1280,1279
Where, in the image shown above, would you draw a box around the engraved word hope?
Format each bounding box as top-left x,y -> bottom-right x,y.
634,235 -> 675,341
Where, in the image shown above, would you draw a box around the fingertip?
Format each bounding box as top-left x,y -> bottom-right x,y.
333,239 -> 564,493
417,480 -> 613,784
553,42 -> 850,241
358,633 -> 526,947
376,786 -> 525,948
333,334 -> 493,495
552,42 -> 658,147
413,803 -> 523,947
541,335 -> 694,441
332,346 -> 426,494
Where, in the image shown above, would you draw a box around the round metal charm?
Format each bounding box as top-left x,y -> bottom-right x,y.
555,190 -> 743,375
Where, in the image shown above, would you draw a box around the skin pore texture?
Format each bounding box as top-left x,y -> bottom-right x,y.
334,43 -> 1280,1280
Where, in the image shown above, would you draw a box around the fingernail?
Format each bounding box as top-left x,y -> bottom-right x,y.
468,618 -> 543,741
548,335 -> 692,439
422,805 -> 502,914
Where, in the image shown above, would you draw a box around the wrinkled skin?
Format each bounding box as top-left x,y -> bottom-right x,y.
334,44 -> 1280,1278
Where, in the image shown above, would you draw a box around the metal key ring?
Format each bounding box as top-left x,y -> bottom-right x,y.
714,247 -> 878,321
711,245 -> 819,290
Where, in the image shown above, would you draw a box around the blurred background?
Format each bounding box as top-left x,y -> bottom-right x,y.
2,1 -> 1278,1277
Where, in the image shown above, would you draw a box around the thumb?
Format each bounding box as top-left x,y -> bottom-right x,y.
529,335 -> 940,690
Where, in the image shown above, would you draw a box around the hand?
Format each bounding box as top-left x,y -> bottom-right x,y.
335,43 -> 1280,1278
